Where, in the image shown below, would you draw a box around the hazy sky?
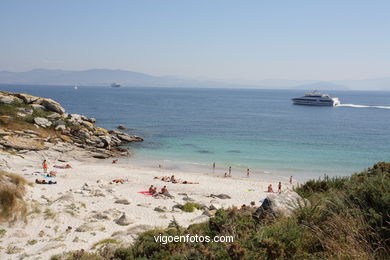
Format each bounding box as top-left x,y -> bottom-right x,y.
1,0 -> 389,81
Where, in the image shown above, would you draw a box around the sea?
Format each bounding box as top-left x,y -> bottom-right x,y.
1,84 -> 390,181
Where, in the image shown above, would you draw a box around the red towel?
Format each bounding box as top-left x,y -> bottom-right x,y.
137,191 -> 153,195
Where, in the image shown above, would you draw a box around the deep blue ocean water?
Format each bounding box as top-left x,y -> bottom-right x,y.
1,84 -> 390,180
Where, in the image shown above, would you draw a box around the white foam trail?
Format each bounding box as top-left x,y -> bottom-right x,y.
337,104 -> 390,109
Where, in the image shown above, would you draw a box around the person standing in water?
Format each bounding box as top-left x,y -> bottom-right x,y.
42,159 -> 48,173
212,162 -> 215,173
247,168 -> 250,177
278,182 -> 282,193
228,166 -> 232,176
289,176 -> 293,185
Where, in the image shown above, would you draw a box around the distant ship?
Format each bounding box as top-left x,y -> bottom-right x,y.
292,90 -> 340,106
111,82 -> 121,88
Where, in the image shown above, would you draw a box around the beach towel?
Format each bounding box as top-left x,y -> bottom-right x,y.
40,174 -> 56,179
137,191 -> 153,196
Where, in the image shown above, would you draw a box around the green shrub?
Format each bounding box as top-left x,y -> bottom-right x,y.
181,202 -> 203,213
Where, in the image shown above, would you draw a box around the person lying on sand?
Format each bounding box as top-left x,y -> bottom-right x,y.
267,184 -> 274,193
171,175 -> 178,183
112,178 -> 127,184
54,164 -> 72,169
182,180 -> 199,184
162,176 -> 171,182
35,179 -> 57,184
48,171 -> 57,177
154,176 -> 170,181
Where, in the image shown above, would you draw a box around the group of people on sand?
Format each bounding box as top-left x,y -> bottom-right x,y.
148,185 -> 168,195
154,175 -> 199,184
148,185 -> 174,198
267,182 -> 284,193
220,165 -> 250,178
38,160 -> 73,184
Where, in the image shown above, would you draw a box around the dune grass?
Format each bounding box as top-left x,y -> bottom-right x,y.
0,170 -> 28,221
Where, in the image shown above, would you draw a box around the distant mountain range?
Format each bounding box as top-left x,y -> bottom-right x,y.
0,68 -> 389,90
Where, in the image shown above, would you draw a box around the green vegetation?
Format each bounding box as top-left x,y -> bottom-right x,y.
52,162 -> 390,259
181,202 -> 203,212
91,239 -> 120,250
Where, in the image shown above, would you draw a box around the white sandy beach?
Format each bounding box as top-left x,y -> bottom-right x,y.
0,143 -> 292,259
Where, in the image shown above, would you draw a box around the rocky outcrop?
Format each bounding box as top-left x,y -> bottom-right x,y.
0,93 -> 19,104
252,191 -> 305,220
34,117 -> 52,128
0,91 -> 143,158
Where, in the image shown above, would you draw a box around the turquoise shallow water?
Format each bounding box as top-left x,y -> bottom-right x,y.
1,85 -> 390,180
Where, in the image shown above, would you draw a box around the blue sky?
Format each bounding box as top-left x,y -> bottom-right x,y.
0,0 -> 389,80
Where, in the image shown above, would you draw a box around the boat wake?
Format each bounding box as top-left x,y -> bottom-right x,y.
337,104 -> 390,109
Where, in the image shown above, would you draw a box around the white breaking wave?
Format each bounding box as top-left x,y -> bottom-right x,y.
337,104 -> 390,109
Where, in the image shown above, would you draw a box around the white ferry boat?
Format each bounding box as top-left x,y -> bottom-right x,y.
292,91 -> 340,106
111,82 -> 121,88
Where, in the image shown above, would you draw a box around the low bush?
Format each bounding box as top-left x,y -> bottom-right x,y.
0,170 -> 28,221
181,202 -> 203,212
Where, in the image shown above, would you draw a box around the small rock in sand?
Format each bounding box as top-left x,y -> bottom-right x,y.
202,209 -> 217,217
182,196 -> 195,202
115,213 -> 133,226
137,203 -> 151,208
154,206 -> 168,213
115,199 -> 130,205
209,204 -> 219,210
210,194 -> 231,199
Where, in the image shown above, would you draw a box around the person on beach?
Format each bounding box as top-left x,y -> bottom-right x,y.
112,159 -> 118,164
42,160 -> 48,173
212,162 -> 215,172
268,184 -> 274,193
278,182 -> 282,193
247,168 -> 250,177
224,172 -> 228,178
171,175 -> 178,183
162,176 -> 170,182
160,185 -> 168,194
228,166 -> 232,175
289,176 -> 293,184
149,185 -> 155,194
